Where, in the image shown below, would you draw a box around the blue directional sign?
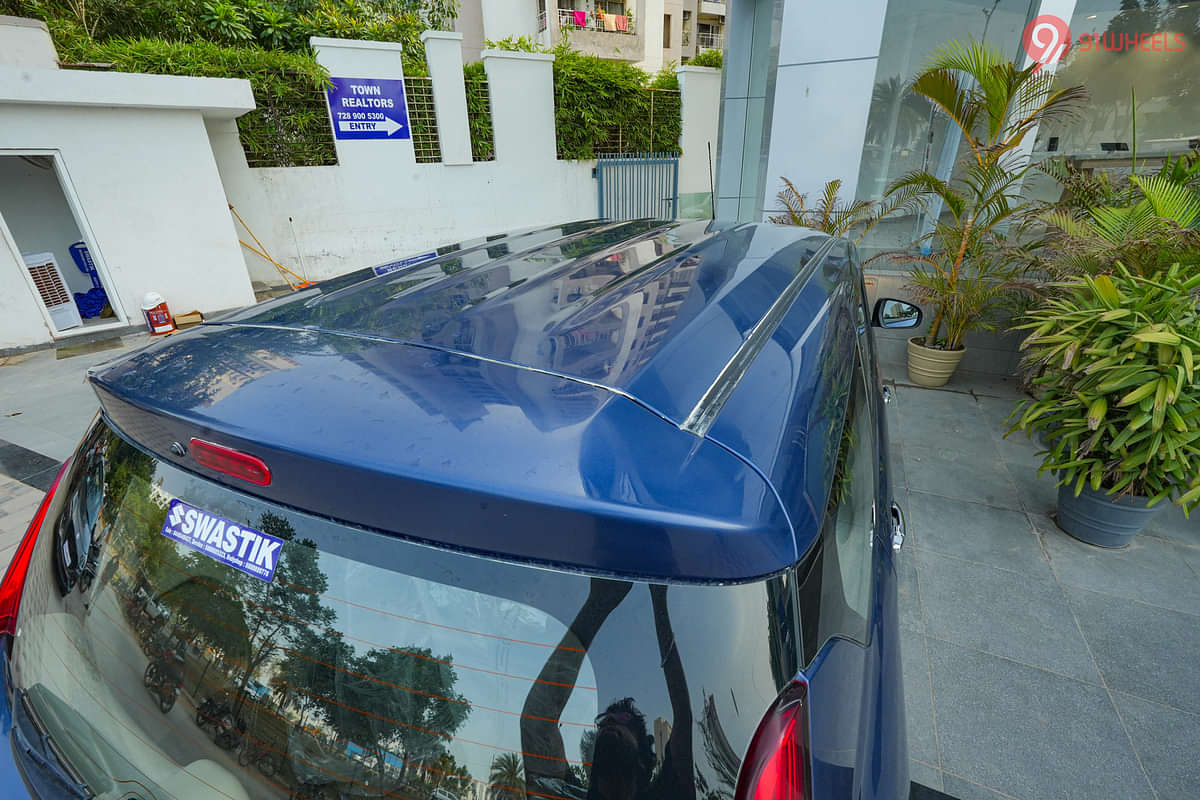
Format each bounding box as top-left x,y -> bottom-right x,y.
326,77 -> 410,140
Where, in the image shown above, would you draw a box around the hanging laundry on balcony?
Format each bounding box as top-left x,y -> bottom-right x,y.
614,14 -> 628,30
572,9 -> 586,26
603,13 -> 618,31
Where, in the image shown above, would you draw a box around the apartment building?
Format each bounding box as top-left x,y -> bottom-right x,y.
456,0 -> 725,71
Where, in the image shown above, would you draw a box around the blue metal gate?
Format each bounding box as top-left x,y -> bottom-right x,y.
596,152 -> 680,221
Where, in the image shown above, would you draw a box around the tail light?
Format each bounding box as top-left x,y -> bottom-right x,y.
735,680 -> 812,800
189,438 -> 271,486
0,459 -> 72,635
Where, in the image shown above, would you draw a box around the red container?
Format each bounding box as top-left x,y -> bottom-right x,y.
141,292 -> 176,335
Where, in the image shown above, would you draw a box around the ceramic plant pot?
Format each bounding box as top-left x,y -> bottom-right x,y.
906,337 -> 966,388
1056,484 -> 1163,548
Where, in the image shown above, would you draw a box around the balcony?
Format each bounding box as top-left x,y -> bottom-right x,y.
557,8 -> 636,34
699,0 -> 725,17
696,30 -> 723,50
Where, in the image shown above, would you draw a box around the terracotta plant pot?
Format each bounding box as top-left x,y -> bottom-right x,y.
906,337 -> 966,388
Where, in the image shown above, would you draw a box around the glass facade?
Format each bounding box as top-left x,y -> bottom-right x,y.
854,0 -> 1200,261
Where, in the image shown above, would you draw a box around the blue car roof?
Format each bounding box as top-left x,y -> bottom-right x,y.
89,219 -> 860,582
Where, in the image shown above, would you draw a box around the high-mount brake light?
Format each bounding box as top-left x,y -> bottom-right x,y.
0,459 -> 71,635
189,438 -> 272,486
734,680 -> 812,800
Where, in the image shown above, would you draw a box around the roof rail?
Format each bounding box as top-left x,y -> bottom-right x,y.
680,234 -> 839,437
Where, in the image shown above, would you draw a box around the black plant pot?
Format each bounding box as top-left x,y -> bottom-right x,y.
1056,484 -> 1163,548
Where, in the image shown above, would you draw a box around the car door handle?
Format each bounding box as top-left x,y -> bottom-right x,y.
882,385 -> 894,404
890,502 -> 905,552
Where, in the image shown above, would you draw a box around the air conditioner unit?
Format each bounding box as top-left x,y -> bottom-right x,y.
24,251 -> 82,332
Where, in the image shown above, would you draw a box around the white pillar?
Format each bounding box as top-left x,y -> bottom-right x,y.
480,49 -> 556,165
676,65 -> 721,206
760,0 -> 890,219
0,16 -> 58,68
309,37 -> 414,169
421,30 -> 472,165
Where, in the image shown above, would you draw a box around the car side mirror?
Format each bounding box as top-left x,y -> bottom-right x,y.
872,298 -> 922,329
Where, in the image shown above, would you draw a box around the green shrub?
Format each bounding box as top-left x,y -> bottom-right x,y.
1008,264 -> 1200,511
462,61 -> 495,161
689,48 -> 722,68
553,49 -> 680,159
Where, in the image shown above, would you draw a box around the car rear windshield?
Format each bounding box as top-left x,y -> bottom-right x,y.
9,418 -> 798,800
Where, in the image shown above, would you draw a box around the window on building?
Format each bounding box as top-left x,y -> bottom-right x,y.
664,14 -> 672,47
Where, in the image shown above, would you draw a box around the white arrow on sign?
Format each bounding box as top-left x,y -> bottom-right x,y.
338,117 -> 404,136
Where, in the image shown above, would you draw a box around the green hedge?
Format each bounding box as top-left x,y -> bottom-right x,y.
553,50 -> 681,160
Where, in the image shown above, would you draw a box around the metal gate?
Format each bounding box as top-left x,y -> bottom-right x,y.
596,152 -> 680,221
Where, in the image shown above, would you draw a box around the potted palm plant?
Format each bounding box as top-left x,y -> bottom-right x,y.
1008,264 -> 1200,547
883,41 -> 1085,387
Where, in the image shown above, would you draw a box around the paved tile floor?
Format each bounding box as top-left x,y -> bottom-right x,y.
886,374 -> 1200,800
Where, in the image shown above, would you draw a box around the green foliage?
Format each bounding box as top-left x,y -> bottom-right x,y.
53,28 -> 339,167
553,49 -> 680,159
688,48 -> 722,69
482,34 -> 548,52
1035,152 -> 1200,277
883,40 -> 1086,351
488,753 -> 526,800
1008,265 -> 1200,511
462,60 -> 495,161
769,177 -> 892,242
650,61 -> 678,90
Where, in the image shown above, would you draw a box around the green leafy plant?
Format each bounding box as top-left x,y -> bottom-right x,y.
1008,264 -> 1200,511
883,40 -> 1086,351
199,0 -> 254,43
769,178 -> 877,240
462,60 -> 494,161
688,48 -> 721,68
553,48 -> 681,159
1036,152 -> 1200,277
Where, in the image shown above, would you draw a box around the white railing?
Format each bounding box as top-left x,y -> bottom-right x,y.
557,8 -> 636,34
696,31 -> 723,49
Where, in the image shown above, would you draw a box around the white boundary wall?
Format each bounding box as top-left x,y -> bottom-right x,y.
211,36 -> 721,285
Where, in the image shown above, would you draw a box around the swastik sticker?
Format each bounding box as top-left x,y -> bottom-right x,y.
160,500 -> 283,583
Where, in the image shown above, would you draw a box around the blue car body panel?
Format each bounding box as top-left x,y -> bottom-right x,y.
1,219 -> 909,799
88,220 -> 844,582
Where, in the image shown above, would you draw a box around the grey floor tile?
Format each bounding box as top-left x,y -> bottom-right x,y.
896,548 -> 923,632
1175,544 -> 1200,582
920,552 -> 1100,683
928,641 -> 1153,800
910,760 -> 943,792
902,627 -> 938,766
895,400 -> 994,454
1112,692 -> 1200,800
904,444 -> 1023,512
907,491 -> 1051,581
1066,586 -> 1200,714
1042,527 -> 1200,616
941,773 -> 1022,800
1006,465 -> 1060,518
1143,503 -> 1200,548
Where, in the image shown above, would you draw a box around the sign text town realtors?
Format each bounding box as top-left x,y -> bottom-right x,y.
326,77 -> 411,140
